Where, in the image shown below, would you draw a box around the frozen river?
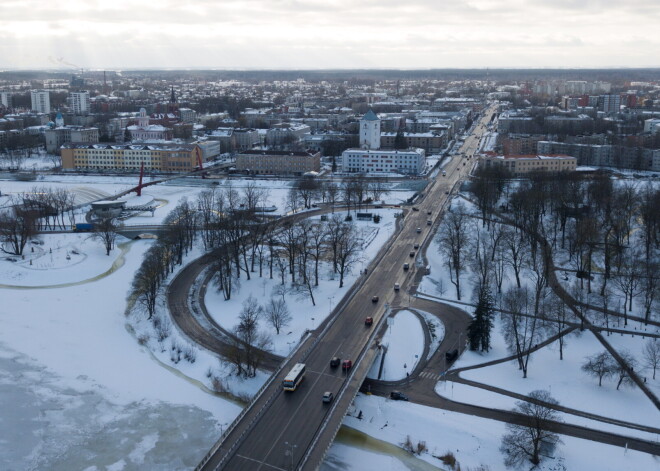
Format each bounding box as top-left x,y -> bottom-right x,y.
0,347 -> 220,471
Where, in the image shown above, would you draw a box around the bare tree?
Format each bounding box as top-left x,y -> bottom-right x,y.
265,297 -> 292,335
335,221 -> 362,288
131,245 -> 164,319
642,339 -> 659,381
543,294 -> 569,360
502,225 -> 527,289
437,203 -> 472,300
500,390 -> 562,468
501,286 -> 540,378
581,351 -> 615,387
234,295 -> 269,377
94,218 -> 119,256
613,349 -> 637,390
0,207 -> 36,255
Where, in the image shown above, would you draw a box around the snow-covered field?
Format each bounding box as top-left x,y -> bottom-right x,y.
328,394 -> 659,471
204,210 -> 399,356
366,310 -> 425,381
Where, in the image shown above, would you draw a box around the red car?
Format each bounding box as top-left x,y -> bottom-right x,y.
342,360 -> 353,370
365,317 -> 373,326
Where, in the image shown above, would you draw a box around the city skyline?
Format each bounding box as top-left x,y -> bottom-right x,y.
2,0 -> 659,70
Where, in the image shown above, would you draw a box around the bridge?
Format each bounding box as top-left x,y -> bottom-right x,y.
194,107 -> 496,471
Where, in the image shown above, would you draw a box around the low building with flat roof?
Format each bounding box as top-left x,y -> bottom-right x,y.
479,153 -> 577,175
236,149 -> 320,175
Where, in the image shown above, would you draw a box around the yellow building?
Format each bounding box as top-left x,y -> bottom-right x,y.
479,153 -> 577,175
61,143 -> 202,172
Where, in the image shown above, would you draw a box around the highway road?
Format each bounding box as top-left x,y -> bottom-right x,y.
198,104 -> 498,471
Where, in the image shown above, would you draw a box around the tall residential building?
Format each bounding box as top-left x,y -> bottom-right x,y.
359,109 -> 380,150
70,91 -> 90,115
602,94 -> 621,114
31,90 -> 51,114
0,91 -> 12,108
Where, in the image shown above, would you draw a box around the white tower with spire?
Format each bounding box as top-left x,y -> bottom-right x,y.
360,109 -> 380,150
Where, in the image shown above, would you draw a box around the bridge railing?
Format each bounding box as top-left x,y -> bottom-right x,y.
298,303 -> 392,470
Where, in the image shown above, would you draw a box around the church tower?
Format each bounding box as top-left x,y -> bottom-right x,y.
360,109 -> 380,150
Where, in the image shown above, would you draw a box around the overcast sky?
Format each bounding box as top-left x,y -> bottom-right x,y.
1,0 -> 658,70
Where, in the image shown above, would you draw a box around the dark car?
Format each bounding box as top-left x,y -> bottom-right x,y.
403,263 -> 410,270
427,210 -> 432,215
330,357 -> 341,368
390,391 -> 409,401
364,316 -> 373,326
342,359 -> 353,370
409,251 -> 415,257
413,243 -> 420,249
372,295 -> 379,303
412,207 -> 419,211
445,349 -> 459,363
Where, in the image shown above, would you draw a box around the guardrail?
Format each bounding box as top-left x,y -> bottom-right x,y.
298,304 -> 392,470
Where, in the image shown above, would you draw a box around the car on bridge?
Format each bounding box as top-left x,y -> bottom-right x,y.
403,263 -> 410,270
364,316 -> 373,326
342,359 -> 353,370
372,295 -> 379,303
416,227 -> 422,233
322,391 -> 334,403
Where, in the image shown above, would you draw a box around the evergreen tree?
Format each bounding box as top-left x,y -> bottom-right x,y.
393,127 -> 408,150
467,285 -> 495,352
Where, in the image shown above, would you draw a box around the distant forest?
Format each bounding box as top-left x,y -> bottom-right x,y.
1,68 -> 659,84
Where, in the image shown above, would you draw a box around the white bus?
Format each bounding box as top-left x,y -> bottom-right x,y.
282,363 -> 306,391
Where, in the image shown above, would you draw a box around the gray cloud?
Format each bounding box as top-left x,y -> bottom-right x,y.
0,0 -> 657,69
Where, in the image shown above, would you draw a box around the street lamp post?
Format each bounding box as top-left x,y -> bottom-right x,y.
284,441 -> 297,471
328,296 -> 334,315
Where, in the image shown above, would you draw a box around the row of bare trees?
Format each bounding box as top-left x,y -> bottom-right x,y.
286,176 -> 389,213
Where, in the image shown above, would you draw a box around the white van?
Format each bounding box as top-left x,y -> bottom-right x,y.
394,283 -> 400,291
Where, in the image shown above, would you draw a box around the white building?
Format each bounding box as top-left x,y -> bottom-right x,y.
359,109 -> 381,149
31,90 -> 51,114
643,118 -> 660,134
342,148 -> 425,175
127,108 -> 172,141
0,91 -> 11,108
342,110 -> 425,175
70,91 -> 90,115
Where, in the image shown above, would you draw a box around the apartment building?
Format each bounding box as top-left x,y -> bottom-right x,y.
31,90 -> 51,114
60,143 -> 203,171
480,153 -> 577,175
70,91 -> 90,115
45,126 -> 99,154
235,150 -> 320,175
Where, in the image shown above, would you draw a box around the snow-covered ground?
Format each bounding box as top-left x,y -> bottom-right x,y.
328,394 -> 659,471
366,310 -> 425,381
204,210 -> 399,356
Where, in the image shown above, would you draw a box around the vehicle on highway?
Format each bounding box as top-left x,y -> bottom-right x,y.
427,219 -> 432,226
445,349 -> 459,363
372,295 -> 379,303
413,243 -> 420,249
364,316 -> 373,326
442,170 -> 446,176
427,210 -> 432,215
412,207 -> 419,211
416,227 -> 421,233
322,391 -> 334,403
409,251 -> 415,257
394,283 -> 400,291
390,391 -> 409,401
282,363 -> 306,391
330,357 -> 340,368
342,359 -> 352,370
445,191 -> 450,195
403,263 -> 410,270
